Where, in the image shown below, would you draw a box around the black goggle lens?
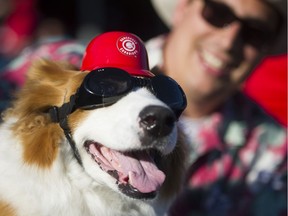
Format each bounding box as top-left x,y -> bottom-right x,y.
75,68 -> 186,118
202,0 -> 277,48
85,69 -> 133,97
151,75 -> 187,118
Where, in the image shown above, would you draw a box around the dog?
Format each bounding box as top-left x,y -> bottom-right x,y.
0,59 -> 187,216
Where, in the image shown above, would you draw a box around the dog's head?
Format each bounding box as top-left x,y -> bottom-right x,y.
5,60 -> 187,201
5,31 -> 187,203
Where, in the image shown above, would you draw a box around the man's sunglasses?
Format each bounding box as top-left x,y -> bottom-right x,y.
202,0 -> 280,48
58,68 -> 187,119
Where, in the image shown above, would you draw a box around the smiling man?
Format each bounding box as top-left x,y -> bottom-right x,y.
147,0 -> 287,215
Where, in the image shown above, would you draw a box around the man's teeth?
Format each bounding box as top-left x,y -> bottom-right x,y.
202,51 -> 224,69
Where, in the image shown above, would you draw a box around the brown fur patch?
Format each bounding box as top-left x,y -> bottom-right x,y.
0,201 -> 16,216
3,60 -> 88,168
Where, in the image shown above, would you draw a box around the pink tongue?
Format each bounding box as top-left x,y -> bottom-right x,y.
89,145 -> 165,193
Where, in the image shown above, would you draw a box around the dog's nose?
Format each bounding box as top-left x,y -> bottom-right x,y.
139,105 -> 176,137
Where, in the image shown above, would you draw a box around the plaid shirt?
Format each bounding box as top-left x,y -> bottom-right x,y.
146,35 -> 287,216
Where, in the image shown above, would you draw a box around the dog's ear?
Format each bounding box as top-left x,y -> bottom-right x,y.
26,59 -> 80,87
8,60 -> 87,117
3,60 -> 86,168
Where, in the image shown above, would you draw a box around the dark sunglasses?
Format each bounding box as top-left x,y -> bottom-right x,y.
71,68 -> 187,118
202,0 -> 279,48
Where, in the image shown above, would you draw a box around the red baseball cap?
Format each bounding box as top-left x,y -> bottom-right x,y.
81,31 -> 154,77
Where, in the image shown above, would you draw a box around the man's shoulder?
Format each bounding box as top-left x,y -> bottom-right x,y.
228,92 -> 284,127
222,92 -> 286,146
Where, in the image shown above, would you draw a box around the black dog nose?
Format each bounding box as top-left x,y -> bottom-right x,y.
139,105 -> 176,137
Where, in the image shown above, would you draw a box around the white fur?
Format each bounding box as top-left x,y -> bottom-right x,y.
0,88 -> 179,216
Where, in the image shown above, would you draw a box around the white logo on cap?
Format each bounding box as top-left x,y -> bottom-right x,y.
117,36 -> 139,56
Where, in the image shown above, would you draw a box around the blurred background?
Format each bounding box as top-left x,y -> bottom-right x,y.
0,0 -> 287,126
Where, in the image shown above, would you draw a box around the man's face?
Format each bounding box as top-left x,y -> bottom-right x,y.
164,0 -> 280,107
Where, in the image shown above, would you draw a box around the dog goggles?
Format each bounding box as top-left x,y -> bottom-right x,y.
48,67 -> 186,166
202,0 -> 280,49
74,67 -> 187,118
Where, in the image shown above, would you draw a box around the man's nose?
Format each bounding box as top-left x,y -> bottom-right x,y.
218,21 -> 243,50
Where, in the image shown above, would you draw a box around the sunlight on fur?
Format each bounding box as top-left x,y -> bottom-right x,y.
0,60 -> 187,216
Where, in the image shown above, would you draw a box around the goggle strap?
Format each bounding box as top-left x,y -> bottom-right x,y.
48,94 -> 83,166
49,94 -> 77,123
60,118 -> 83,166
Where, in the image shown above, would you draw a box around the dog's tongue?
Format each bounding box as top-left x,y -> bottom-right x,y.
89,145 -> 165,193
119,151 -> 166,193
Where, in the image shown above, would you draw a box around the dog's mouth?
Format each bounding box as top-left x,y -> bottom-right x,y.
84,141 -> 165,199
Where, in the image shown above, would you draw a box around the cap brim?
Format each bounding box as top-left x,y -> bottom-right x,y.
120,67 -> 154,77
84,65 -> 154,77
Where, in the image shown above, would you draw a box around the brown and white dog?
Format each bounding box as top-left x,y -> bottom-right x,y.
0,60 -> 186,216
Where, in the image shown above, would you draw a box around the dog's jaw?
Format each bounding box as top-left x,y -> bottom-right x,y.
85,141 -> 165,199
